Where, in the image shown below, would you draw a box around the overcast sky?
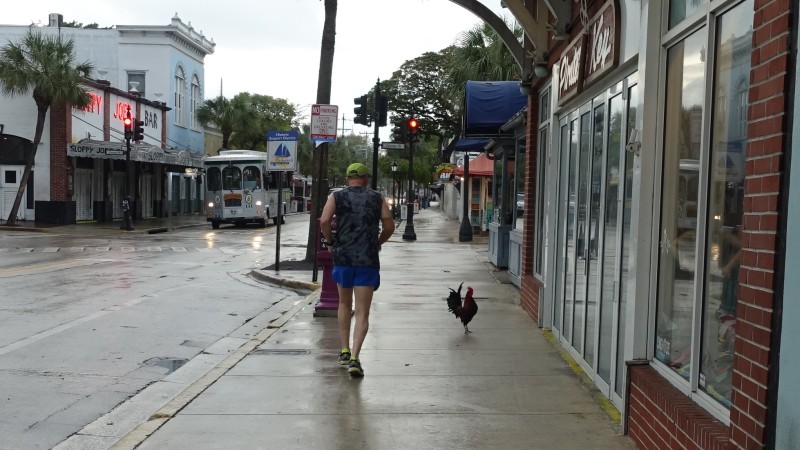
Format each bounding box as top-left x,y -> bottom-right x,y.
3,0 -> 508,138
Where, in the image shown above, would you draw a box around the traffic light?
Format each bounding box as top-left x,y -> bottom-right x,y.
392,118 -> 406,142
353,95 -> 369,125
133,120 -> 145,141
377,94 -> 388,127
123,109 -> 132,141
408,117 -> 419,143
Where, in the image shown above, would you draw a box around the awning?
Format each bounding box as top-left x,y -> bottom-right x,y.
454,153 -> 494,177
462,81 -> 527,137
67,140 -> 203,168
453,138 -> 491,151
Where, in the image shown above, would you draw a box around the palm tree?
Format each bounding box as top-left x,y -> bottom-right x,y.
0,30 -> 93,225
446,20 -> 522,102
305,0 -> 337,263
196,95 -> 244,151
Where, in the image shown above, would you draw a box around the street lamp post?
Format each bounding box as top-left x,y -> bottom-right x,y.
458,153 -> 472,241
402,118 -> 418,241
390,160 -> 398,218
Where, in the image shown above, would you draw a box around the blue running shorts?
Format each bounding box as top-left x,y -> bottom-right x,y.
332,266 -> 380,291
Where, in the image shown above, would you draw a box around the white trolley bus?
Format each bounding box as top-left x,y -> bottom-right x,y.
204,150 -> 287,229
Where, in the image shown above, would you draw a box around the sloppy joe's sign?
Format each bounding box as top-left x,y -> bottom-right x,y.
558,0 -> 619,105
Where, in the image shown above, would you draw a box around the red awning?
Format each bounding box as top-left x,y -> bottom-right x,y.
454,152 -> 494,177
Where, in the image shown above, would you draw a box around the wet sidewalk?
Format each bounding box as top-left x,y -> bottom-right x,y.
58,206 -> 636,450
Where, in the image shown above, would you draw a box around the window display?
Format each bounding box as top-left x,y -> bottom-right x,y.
700,0 -> 752,408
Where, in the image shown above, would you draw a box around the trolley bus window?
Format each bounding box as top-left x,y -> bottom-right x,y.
243,166 -> 261,190
222,166 -> 242,190
207,167 -> 222,191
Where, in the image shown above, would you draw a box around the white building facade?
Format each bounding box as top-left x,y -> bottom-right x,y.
0,13 -> 214,223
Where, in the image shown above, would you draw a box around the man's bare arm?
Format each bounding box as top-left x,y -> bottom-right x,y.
319,195 -> 336,244
378,197 -> 394,245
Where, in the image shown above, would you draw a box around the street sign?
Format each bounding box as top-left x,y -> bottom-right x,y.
105,150 -> 124,155
310,104 -> 338,144
266,130 -> 298,171
381,142 -> 406,150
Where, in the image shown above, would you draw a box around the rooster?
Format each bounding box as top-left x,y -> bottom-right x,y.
446,283 -> 478,334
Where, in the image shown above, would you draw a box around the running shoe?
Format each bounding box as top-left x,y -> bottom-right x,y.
348,358 -> 364,377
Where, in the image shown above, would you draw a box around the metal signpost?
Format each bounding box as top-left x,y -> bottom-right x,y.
309,104 -> 338,282
267,130 -> 299,272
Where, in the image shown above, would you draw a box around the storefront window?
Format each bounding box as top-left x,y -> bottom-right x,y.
700,0 -> 752,408
534,125 -> 548,277
656,1 -> 751,411
670,0 -> 710,28
514,140 -> 526,230
655,28 -> 707,380
534,88 -> 551,278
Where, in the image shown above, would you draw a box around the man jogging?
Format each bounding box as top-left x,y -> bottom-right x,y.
320,163 -> 394,377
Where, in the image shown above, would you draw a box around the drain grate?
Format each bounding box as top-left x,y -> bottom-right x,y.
251,349 -> 310,356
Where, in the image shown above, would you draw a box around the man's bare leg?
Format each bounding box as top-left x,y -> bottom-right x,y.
350,286 -> 375,360
337,286 -> 354,352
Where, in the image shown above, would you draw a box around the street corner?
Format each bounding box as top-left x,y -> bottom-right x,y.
250,269 -> 320,294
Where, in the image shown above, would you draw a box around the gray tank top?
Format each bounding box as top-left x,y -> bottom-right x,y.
332,186 -> 382,268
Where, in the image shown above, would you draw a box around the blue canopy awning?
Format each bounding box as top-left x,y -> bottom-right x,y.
453,138 -> 490,151
462,81 -> 527,137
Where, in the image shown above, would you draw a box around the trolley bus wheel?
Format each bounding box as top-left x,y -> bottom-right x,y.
258,219 -> 267,228
211,221 -> 220,230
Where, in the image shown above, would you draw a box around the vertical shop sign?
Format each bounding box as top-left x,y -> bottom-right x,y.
557,35 -> 586,105
584,1 -> 620,85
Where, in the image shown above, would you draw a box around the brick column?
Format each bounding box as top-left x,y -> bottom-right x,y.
728,0 -> 791,447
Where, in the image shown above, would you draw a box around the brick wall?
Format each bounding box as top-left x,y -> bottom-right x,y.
519,84 -> 542,323
628,366 -> 730,450
727,0 -> 791,446
49,104 -> 70,201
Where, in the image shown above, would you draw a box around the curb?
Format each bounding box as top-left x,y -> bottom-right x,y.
250,269 -> 320,293
109,290 -> 320,450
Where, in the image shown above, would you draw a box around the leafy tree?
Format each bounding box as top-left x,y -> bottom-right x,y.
305,0 -> 337,262
384,50 -> 459,156
229,93 -> 299,150
196,95 -> 249,151
0,31 -> 93,225
296,124 -> 315,176
62,20 -> 110,29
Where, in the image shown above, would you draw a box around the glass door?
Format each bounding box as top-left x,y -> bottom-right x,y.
550,75 -> 639,407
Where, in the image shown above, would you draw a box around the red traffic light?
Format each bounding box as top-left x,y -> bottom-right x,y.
408,118 -> 418,129
123,117 -> 132,126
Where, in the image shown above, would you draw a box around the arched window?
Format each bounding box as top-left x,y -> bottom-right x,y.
190,75 -> 201,129
174,66 -> 185,125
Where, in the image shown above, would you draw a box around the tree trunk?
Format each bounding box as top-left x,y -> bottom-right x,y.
305,0 -> 337,262
5,105 -> 48,225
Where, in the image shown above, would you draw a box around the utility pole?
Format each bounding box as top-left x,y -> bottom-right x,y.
338,113 -> 351,137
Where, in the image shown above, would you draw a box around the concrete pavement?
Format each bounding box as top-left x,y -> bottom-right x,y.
115,206 -> 633,450
7,207 -> 636,449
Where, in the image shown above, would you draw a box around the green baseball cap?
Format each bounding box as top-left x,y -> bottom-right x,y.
346,163 -> 370,177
